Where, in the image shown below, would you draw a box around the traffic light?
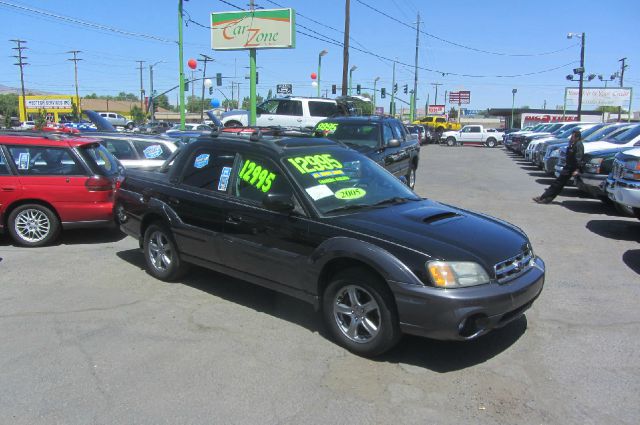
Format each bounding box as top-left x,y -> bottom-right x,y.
356,84 -> 361,95
381,88 -> 386,98
403,84 -> 408,94
216,73 -> 222,86
331,84 -> 337,95
209,87 -> 213,95
393,83 -> 398,93
184,81 -> 189,91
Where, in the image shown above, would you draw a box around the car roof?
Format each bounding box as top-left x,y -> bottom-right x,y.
190,133 -> 345,156
319,115 -> 394,124
0,133 -> 99,148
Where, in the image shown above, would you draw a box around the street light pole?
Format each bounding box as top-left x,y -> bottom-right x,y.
349,65 -> 357,95
318,49 -> 328,97
511,88 -> 517,128
149,60 -> 164,122
199,54 -> 213,122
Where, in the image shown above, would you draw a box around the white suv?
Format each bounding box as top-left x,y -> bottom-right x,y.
220,97 -> 339,129
98,112 -> 135,129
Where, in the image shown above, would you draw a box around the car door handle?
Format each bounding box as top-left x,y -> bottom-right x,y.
226,214 -> 243,224
296,119 -> 303,122
1,186 -> 17,191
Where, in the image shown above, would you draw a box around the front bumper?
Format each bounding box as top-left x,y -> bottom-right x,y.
576,173 -> 606,198
606,177 -> 640,207
390,257 -> 545,341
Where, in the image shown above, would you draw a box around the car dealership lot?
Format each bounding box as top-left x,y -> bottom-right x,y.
1,145 -> 638,424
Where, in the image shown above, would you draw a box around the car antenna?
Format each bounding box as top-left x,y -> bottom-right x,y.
249,129 -> 262,142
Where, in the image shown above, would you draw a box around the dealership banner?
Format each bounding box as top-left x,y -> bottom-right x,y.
428,105 -> 445,115
25,98 -> 73,109
211,8 -> 295,50
565,87 -> 632,107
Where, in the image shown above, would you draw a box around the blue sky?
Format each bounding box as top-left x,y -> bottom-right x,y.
1,0 -> 639,112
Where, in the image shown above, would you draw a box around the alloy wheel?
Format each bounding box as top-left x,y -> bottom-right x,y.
333,285 -> 381,343
148,230 -> 173,272
14,208 -> 50,243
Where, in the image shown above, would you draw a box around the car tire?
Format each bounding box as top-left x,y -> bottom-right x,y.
322,267 -> 401,357
406,166 -> 416,189
486,138 -> 497,148
446,137 -> 456,147
8,204 -> 61,247
614,202 -> 634,217
126,122 -> 134,130
143,223 -> 189,281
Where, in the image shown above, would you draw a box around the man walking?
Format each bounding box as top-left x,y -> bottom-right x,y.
533,129 -> 584,204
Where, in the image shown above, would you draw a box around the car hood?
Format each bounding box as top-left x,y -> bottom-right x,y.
584,140 -> 637,153
583,146 -> 630,161
329,199 -> 529,271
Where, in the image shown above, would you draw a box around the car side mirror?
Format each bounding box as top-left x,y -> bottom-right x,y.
263,192 -> 295,212
387,139 -> 401,148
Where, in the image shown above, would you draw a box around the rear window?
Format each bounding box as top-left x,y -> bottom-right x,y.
308,101 -> 338,117
7,145 -> 85,176
78,144 -> 120,176
131,141 -> 173,160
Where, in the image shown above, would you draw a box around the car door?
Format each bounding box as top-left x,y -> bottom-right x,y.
220,151 -> 313,290
275,99 -> 304,127
306,101 -> 338,128
5,145 -> 90,222
387,121 -> 411,177
165,146 -> 238,265
255,99 -> 279,126
0,146 -> 22,223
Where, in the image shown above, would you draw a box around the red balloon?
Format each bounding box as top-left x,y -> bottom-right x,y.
188,58 -> 197,70
310,72 -> 317,80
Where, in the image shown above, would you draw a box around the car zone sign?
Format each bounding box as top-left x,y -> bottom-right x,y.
211,8 -> 295,50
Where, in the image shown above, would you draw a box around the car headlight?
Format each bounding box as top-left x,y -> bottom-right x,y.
427,261 -> 491,288
623,160 -> 640,180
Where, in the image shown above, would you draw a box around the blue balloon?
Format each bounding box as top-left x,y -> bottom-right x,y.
210,98 -> 221,108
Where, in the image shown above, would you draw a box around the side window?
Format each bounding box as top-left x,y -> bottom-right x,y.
259,100 -> 280,114
109,113 -> 117,119
276,100 -> 303,116
469,127 -> 481,133
7,146 -> 85,176
0,148 -> 11,175
101,139 -> 138,160
383,124 -> 394,145
131,141 -> 173,160
181,149 -> 236,192
390,122 -> 405,141
308,101 -> 338,117
234,154 -> 291,204
436,118 -> 446,123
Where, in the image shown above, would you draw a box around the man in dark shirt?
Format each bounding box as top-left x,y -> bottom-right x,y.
533,129 -> 584,204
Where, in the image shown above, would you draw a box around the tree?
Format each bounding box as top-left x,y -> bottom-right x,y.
596,106 -> 627,113
520,105 -> 531,110
186,95 -> 212,113
241,94 -> 264,110
129,105 -> 146,124
0,94 -> 19,125
154,94 -> 170,111
448,107 -> 458,119
222,99 -> 238,110
34,109 -> 48,130
267,89 -> 273,100
71,102 -> 80,121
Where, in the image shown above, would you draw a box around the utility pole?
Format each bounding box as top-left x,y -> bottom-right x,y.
390,60 -> 396,116
543,99 -> 547,110
248,0 -> 257,125
431,83 -> 442,105
199,54 -> 214,122
10,39 -> 28,121
577,32 -> 585,120
412,12 -> 420,122
618,57 -> 627,122
178,0 -> 186,129
67,50 -> 82,119
137,60 -> 145,111
341,0 -> 350,96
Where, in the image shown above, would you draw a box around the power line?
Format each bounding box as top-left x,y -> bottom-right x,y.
0,1 -> 175,43
355,0 -> 579,57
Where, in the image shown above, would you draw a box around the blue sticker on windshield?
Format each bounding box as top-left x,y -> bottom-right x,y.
217,166 -> 232,191
194,153 -> 210,169
143,144 -> 163,159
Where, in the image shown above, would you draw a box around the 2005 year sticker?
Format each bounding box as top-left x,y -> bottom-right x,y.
335,188 -> 366,200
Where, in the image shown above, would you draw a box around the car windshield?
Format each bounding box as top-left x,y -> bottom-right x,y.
610,124 -> 640,144
316,122 -> 379,149
283,149 -> 420,215
584,125 -> 627,142
77,143 -> 120,176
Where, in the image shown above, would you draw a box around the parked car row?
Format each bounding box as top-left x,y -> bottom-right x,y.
504,121 -> 640,220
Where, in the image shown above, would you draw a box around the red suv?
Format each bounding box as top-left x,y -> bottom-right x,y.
0,134 -> 122,247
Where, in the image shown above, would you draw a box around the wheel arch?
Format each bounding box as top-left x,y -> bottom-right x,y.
3,198 -> 61,228
139,212 -> 169,247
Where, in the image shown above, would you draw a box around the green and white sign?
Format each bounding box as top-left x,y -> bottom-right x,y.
211,8 -> 295,50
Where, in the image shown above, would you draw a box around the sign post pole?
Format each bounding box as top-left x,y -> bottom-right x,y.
562,88 -> 567,119
249,48 -> 257,126
628,87 -> 633,123
178,0 -> 186,130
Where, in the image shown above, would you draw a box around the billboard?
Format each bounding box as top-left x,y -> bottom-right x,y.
211,8 -> 295,50
521,113 -> 600,128
428,105 -> 445,115
565,87 -> 632,107
449,91 -> 470,104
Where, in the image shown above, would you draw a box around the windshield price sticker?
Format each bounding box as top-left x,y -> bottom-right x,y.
316,122 -> 338,134
194,153 -> 210,169
305,184 -> 334,201
143,145 -> 164,159
238,159 -> 276,193
288,154 -> 343,175
335,188 -> 366,200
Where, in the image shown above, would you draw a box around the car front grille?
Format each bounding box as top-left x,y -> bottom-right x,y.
612,159 -> 624,179
494,245 -> 534,283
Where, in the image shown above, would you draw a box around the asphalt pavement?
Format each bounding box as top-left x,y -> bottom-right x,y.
1,144 -> 638,424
